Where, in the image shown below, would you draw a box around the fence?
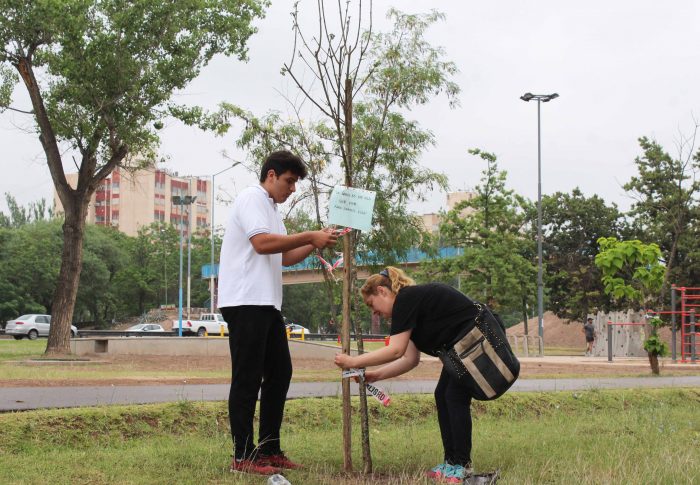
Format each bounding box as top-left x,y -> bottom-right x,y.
506,334 -> 543,357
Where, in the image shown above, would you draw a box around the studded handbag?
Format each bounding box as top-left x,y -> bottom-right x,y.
436,303 -> 520,401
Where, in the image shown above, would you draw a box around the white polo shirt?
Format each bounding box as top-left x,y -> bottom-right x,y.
217,185 -> 287,310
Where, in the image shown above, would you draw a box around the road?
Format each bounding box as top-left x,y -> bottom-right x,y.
2,375 -> 700,411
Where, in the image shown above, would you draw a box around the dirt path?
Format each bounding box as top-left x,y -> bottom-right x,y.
2,354 -> 699,388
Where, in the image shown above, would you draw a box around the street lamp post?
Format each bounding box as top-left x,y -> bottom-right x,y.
160,228 -> 167,306
210,162 -> 241,313
172,194 -> 196,336
520,92 -> 558,357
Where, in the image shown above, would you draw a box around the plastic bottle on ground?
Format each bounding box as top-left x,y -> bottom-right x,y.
267,474 -> 291,485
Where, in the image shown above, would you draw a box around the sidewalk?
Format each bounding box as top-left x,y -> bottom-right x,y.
2,375 -> 699,412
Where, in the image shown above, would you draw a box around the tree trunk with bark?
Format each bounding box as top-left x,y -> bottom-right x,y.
46,197 -> 89,355
648,352 -> 660,375
341,77 -> 355,473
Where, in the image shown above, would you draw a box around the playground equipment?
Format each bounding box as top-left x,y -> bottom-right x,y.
590,310 -> 647,359
604,321 -> 647,362
646,285 -> 699,363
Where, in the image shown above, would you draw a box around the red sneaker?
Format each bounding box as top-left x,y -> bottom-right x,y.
229,458 -> 280,475
258,452 -> 303,470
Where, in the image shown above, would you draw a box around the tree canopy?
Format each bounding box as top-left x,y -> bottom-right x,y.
0,0 -> 267,354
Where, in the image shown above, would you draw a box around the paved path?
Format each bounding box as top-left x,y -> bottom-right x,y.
2,376 -> 700,412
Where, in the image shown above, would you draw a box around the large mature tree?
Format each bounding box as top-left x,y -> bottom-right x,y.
430,149 -> 537,327
0,0 -> 266,354
624,135 -> 699,298
539,188 -> 624,321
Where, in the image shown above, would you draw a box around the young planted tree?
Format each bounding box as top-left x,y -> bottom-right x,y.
281,4 -> 458,472
594,237 -> 666,373
0,0 -> 266,355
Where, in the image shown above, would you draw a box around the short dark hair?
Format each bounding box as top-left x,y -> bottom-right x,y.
587,317 -> 593,322
259,150 -> 307,182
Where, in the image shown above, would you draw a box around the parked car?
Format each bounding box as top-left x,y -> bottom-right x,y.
286,323 -> 310,336
4,314 -> 78,340
126,324 -> 165,333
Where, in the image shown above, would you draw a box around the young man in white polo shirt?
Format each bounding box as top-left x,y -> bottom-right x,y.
218,150 -> 338,475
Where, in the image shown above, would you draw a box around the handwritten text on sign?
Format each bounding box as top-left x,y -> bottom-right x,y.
328,186 -> 376,233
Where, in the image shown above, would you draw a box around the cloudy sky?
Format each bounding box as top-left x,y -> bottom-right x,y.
2,0 -> 699,226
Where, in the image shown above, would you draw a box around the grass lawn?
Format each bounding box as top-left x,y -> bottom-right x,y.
1,389 -> 698,484
0,339 -> 46,361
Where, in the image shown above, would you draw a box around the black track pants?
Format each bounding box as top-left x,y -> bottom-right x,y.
434,367 -> 473,466
222,305 -> 292,460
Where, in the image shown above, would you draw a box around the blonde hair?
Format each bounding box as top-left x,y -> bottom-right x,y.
360,266 -> 415,297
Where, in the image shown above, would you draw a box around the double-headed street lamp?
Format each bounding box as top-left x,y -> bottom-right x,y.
520,92 -> 558,357
172,194 -> 197,337
209,162 -> 241,313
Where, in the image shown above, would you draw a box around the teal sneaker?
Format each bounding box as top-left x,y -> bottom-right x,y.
426,463 -> 450,480
444,464 -> 468,483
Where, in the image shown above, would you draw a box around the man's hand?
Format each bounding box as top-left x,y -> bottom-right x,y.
310,230 -> 338,249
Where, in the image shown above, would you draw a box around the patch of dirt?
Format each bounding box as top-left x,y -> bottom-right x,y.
506,311 -> 679,347
506,311 -> 584,348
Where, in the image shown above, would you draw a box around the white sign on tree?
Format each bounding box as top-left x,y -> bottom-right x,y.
328,186 -> 376,232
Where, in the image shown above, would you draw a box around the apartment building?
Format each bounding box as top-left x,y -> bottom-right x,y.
54,167 -> 211,237
420,191 -> 477,233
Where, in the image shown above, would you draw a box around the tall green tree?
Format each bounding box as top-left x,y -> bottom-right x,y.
539,188 -> 624,321
0,194 -> 52,228
0,0 -> 266,354
74,224 -> 129,325
624,135 -> 699,297
0,220 -> 62,321
430,149 -> 537,327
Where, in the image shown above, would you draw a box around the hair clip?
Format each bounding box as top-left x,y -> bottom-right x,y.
379,269 -> 389,277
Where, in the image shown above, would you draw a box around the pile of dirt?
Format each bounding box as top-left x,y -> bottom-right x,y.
507,311 -> 584,348
506,312 -> 678,349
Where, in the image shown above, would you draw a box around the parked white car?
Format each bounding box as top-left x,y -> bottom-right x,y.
5,314 -> 78,340
286,323 -> 310,336
126,324 -> 165,333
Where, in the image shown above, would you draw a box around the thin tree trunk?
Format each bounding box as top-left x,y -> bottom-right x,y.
341,233 -> 353,472
341,77 -> 355,473
352,275 -> 373,473
648,352 -> 660,375
522,295 -> 529,336
46,200 -> 88,355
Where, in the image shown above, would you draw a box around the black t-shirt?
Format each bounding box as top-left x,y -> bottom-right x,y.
390,283 -> 479,355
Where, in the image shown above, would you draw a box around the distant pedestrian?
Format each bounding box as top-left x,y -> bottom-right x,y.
583,317 -> 596,356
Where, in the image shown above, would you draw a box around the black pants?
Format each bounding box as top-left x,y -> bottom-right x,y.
222,305 -> 292,460
435,367 -> 473,466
